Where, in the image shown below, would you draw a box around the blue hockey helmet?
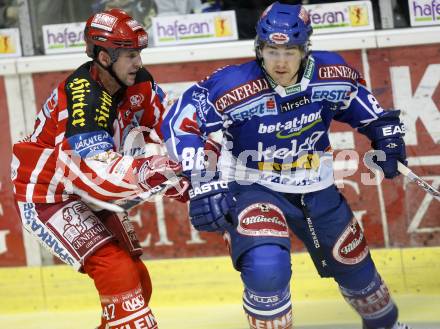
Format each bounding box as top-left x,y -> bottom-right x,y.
256,2 -> 312,48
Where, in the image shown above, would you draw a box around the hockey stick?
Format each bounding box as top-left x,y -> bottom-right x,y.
397,162 -> 440,201
78,178 -> 180,213
78,191 -> 126,213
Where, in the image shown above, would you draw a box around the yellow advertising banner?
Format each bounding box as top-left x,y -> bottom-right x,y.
0,28 -> 21,57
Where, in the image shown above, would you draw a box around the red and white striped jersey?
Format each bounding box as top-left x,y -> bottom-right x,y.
11,61 -> 167,204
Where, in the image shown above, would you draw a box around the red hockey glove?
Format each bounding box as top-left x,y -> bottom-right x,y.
163,177 -> 190,203
134,155 -> 182,191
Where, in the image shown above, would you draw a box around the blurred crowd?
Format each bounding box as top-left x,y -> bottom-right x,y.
0,0 -> 412,54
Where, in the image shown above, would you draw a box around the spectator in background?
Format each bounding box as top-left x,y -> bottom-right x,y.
200,0 -> 222,12
222,0 -> 301,39
392,0 -> 409,28
92,0 -> 158,31
0,0 -> 18,28
154,0 -> 203,16
303,0 -> 347,3
28,0 -> 93,53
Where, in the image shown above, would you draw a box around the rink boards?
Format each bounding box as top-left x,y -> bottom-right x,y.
0,247 -> 439,313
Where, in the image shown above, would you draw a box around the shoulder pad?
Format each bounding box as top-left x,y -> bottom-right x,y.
312,50 -> 346,65
65,66 -> 116,136
311,51 -> 363,84
200,60 -> 260,85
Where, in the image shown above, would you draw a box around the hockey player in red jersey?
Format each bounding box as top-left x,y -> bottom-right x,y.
11,9 -> 188,329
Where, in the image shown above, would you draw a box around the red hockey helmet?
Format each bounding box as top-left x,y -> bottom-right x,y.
84,8 -> 148,59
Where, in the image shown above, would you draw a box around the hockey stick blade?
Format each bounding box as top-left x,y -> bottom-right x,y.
397,162 -> 440,201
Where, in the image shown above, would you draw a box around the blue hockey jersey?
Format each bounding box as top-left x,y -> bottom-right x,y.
162,51 -> 391,193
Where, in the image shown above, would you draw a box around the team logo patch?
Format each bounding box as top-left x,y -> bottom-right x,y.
269,32 -> 290,45
333,218 -> 369,265
122,295 -> 145,312
127,19 -> 143,31
91,13 -> 117,32
179,111 -> 200,135
237,203 -> 288,238
130,94 -> 144,108
192,88 -> 210,120
138,34 -> 148,47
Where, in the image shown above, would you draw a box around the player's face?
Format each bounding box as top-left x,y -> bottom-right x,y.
261,44 -> 303,86
113,49 -> 143,86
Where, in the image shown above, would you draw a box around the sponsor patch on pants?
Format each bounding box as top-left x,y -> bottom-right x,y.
237,203 -> 289,238
332,218 -> 369,265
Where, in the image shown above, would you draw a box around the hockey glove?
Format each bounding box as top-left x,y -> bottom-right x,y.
163,177 -> 190,203
371,137 -> 406,179
189,180 -> 235,232
358,110 -> 407,179
134,155 -> 183,191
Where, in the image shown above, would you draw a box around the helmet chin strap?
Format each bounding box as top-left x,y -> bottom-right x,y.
94,49 -> 128,89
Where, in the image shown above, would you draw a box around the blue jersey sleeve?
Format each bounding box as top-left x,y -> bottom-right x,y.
333,82 -> 405,142
313,50 -> 405,142
161,82 -> 223,174
333,83 -> 386,129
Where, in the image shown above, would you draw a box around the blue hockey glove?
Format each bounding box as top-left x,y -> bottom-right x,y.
358,110 -> 407,179
372,137 -> 406,178
188,180 -> 235,232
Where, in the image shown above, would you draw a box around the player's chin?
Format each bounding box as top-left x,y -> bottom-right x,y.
274,76 -> 289,87
278,74 -> 295,86
125,74 -> 136,86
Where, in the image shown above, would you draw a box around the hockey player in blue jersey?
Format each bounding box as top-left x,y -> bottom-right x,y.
162,2 -> 410,329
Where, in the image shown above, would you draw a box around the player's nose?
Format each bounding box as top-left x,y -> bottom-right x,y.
133,54 -> 142,69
